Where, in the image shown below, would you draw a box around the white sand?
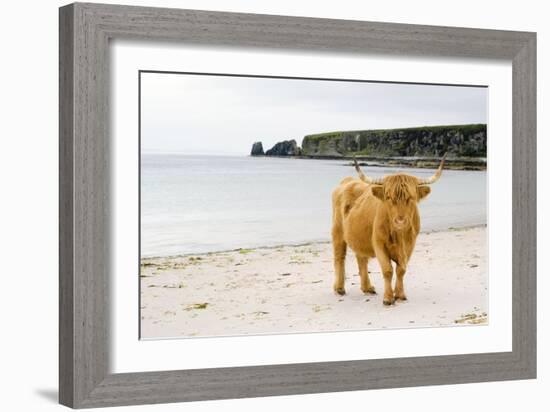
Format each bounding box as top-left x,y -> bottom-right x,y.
140,226 -> 487,339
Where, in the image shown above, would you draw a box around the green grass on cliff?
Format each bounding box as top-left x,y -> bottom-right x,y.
302,124 -> 486,144
302,131 -> 346,142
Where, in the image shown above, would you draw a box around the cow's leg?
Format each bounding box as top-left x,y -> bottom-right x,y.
356,255 -> 376,294
332,238 -> 347,295
394,263 -> 407,301
375,247 -> 394,305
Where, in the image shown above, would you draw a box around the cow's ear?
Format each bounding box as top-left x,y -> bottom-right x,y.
417,185 -> 431,201
371,185 -> 384,200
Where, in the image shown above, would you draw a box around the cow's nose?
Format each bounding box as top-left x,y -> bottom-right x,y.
395,216 -> 405,224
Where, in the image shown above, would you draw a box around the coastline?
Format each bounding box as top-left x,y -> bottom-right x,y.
141,223 -> 486,260
250,123 -> 487,170
250,154 -> 487,171
140,225 -> 488,339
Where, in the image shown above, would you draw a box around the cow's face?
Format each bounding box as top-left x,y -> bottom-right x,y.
353,154 -> 446,231
371,175 -> 431,231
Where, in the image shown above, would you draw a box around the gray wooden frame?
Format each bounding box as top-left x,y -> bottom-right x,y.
59,2 -> 536,408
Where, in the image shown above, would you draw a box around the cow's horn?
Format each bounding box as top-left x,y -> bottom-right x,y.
417,153 -> 447,185
353,158 -> 383,185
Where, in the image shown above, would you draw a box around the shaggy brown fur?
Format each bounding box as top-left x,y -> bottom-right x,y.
331,168 -> 436,305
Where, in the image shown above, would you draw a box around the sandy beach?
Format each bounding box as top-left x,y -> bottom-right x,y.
140,226 -> 487,339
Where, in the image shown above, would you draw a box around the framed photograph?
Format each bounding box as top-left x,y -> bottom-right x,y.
59,2 -> 536,408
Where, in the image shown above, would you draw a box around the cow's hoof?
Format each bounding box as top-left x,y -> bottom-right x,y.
383,298 -> 395,306
395,295 -> 407,301
362,286 -> 377,295
334,288 -> 346,296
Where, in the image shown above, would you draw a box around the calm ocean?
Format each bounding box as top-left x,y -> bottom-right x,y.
141,154 -> 486,257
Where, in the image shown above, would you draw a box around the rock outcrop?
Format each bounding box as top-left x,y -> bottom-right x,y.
301,124 -> 486,158
265,139 -> 301,156
250,141 -> 264,156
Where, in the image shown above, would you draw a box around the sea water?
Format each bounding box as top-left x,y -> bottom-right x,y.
141,154 -> 486,257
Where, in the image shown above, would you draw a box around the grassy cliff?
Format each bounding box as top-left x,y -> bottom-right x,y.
301,124 -> 487,158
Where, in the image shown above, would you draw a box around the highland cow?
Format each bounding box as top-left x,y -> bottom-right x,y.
331,155 -> 446,305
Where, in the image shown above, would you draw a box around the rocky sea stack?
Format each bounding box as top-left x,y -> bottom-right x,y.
264,139 -> 302,156
250,141 -> 264,156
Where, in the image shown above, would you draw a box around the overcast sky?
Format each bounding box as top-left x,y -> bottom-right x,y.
141,72 -> 487,155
